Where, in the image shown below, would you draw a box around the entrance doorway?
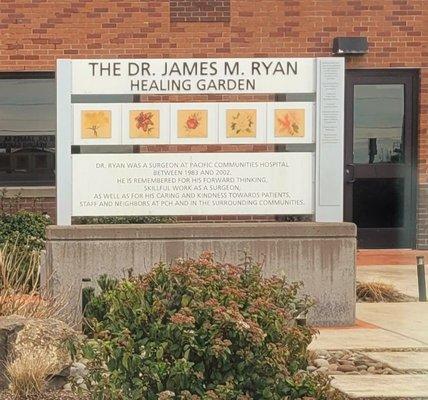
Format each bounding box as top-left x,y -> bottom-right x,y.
344,69 -> 418,248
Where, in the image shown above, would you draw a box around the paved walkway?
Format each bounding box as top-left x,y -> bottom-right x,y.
310,302 -> 428,398
358,302 -> 428,345
363,351 -> 428,371
310,303 -> 428,351
332,375 -> 428,399
311,251 -> 428,397
357,249 -> 428,266
357,264 -> 427,298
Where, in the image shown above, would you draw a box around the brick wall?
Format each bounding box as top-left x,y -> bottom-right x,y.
0,195 -> 56,222
170,0 -> 230,23
0,0 -> 426,246
417,185 -> 428,247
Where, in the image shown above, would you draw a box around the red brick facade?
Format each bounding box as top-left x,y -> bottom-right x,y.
0,194 -> 56,220
170,0 -> 230,23
0,0 -> 426,246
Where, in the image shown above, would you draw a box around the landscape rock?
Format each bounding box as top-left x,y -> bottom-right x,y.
48,374 -> 69,391
63,383 -> 73,392
315,350 -> 330,358
70,362 -> 88,378
338,359 -> 353,366
307,349 -> 413,377
313,358 -> 330,368
0,315 -> 81,389
337,364 -> 357,373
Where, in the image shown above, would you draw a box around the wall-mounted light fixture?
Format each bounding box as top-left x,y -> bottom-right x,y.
333,37 -> 368,55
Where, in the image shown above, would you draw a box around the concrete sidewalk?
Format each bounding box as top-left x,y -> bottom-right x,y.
357,264 -> 428,299
357,302 -> 428,345
332,375 -> 428,399
312,255 -> 428,398
310,302 -> 428,350
357,249 -> 428,266
310,302 -> 428,398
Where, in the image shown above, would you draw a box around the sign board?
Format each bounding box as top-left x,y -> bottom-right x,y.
72,153 -> 313,216
316,58 -> 345,221
56,57 -> 345,225
71,58 -> 316,95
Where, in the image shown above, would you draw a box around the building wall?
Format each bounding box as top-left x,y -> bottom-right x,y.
0,0 -> 426,245
1,190 -> 56,220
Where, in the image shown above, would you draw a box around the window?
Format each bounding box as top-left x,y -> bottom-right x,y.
0,73 -> 55,186
353,84 -> 405,164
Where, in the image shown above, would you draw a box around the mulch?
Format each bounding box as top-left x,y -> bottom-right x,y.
0,391 -> 89,400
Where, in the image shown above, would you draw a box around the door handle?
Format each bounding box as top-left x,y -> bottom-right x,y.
345,164 -> 356,184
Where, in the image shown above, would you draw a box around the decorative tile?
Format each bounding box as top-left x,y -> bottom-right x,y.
267,102 -> 315,143
170,103 -> 218,144
73,104 -> 121,145
122,103 -> 170,144
218,103 -> 266,144
177,109 -> 208,138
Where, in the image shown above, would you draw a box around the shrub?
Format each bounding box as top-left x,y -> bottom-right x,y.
0,210 -> 50,251
82,253 -> 343,400
75,215 -> 175,224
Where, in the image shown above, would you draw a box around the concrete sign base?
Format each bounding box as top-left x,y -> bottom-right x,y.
44,222 -> 356,326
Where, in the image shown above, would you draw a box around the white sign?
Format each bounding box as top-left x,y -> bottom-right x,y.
57,57 -> 345,225
71,58 -> 316,95
316,58 -> 344,220
72,153 -> 313,216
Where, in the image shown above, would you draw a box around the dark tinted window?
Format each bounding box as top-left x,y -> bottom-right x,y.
353,84 -> 404,164
0,75 -> 55,186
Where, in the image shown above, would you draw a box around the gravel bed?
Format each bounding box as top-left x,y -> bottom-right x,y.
309,349 -> 428,376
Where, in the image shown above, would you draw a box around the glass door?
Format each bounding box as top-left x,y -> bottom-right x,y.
344,70 -> 418,248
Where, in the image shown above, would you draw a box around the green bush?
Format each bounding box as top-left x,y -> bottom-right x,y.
0,211 -> 50,251
75,216 -> 175,224
82,253 -> 343,400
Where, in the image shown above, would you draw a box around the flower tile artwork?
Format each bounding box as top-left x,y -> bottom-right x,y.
274,109 -> 305,137
177,110 -> 208,138
81,110 -> 112,139
129,110 -> 160,138
226,109 -> 257,138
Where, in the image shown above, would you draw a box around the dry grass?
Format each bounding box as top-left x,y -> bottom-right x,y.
0,242 -> 39,291
0,242 -> 79,326
356,281 -> 409,302
0,243 -> 82,399
5,349 -> 57,399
